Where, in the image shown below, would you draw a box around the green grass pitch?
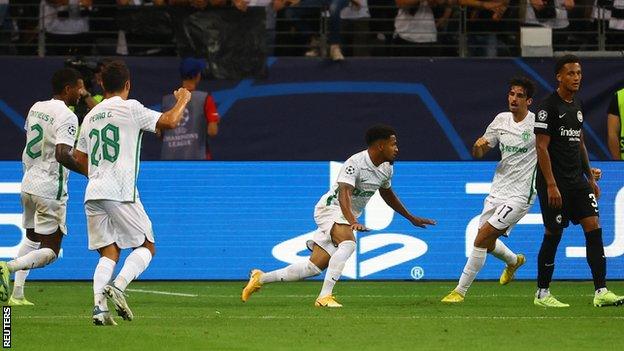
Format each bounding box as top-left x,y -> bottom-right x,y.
8,281 -> 624,350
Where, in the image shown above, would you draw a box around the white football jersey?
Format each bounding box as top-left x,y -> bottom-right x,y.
482,111 -> 537,204
21,99 -> 79,201
77,96 -> 161,203
316,150 -> 393,218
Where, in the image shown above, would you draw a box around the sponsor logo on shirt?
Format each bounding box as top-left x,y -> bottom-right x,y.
559,126 -> 581,141
500,143 -> 528,154
353,188 -> 375,197
577,110 -> 583,122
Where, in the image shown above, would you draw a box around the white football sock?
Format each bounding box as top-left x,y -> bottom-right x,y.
260,261 -> 322,283
490,239 -> 518,266
113,247 -> 152,291
455,246 -> 488,296
11,238 -> 40,299
318,240 -> 356,298
93,256 -> 116,309
7,248 -> 56,272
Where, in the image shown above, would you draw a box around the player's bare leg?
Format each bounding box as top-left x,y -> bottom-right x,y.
315,224 -> 356,307
241,244 -> 327,302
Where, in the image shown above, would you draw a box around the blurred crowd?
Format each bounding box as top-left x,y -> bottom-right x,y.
0,0 -> 623,58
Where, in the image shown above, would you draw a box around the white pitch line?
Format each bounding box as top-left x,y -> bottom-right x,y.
126,288 -> 198,297
221,315 -> 624,320
14,315 -> 624,320
202,294 -> 596,298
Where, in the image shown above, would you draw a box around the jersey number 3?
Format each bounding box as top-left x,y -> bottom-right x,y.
89,123 -> 120,166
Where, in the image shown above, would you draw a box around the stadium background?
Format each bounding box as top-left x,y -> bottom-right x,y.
0,57 -> 622,161
2,4 -> 624,349
1,55 -> 624,281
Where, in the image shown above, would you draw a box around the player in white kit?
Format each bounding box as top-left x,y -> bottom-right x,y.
242,125 -> 436,307
0,68 -> 87,305
442,77 -> 538,303
73,61 -> 191,325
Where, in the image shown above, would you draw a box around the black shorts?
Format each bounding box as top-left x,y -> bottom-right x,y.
536,181 -> 599,230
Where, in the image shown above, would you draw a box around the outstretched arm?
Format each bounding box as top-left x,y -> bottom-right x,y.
55,144 -> 87,176
379,187 -> 436,228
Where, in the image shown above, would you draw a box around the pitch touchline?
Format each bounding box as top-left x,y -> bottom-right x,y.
126,288 -> 198,297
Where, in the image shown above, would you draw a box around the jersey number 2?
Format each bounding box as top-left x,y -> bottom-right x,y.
25,124 -> 44,159
89,123 -> 120,166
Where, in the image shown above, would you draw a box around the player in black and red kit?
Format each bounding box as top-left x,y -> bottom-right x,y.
533,54 -> 624,308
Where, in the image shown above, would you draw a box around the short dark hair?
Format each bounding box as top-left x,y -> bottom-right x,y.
101,60 -> 130,93
555,54 -> 580,74
365,124 -> 396,146
96,58 -> 115,73
509,76 -> 536,99
51,68 -> 81,95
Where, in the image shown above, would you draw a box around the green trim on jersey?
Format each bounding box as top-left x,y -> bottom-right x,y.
527,165 -> 537,204
617,89 -> 624,159
56,163 -> 63,200
133,131 -> 144,202
326,189 -> 338,206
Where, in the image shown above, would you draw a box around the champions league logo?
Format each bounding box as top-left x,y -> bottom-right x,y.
181,108 -> 190,127
172,108 -> 191,135
538,110 -> 548,121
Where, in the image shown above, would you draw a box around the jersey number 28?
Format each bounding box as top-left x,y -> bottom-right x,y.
89,123 -> 120,166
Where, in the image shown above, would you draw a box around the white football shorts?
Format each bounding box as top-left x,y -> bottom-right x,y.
85,199 -> 155,250
21,192 -> 67,235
